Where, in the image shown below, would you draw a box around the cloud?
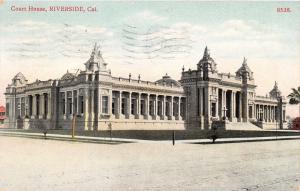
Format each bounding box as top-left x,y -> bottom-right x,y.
0,20 -> 115,60
0,17 -> 299,118
134,10 -> 167,23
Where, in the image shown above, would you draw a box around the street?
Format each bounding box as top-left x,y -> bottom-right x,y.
0,136 -> 299,191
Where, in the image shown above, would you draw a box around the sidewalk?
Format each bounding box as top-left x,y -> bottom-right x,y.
0,130 -> 300,144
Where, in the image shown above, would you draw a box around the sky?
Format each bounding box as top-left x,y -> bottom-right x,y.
0,1 -> 299,117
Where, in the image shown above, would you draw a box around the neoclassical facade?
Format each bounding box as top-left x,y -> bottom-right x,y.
4,44 -> 286,130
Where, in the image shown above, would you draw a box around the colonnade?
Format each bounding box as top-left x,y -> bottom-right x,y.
20,93 -> 51,119
111,91 -> 186,121
254,104 -> 282,123
57,89 -> 186,121
200,88 -> 246,122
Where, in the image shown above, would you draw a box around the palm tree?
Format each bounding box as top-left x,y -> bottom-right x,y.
288,87 -> 300,116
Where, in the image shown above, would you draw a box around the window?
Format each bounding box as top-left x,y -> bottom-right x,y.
79,96 -> 84,114
140,100 -> 145,115
73,91 -> 77,114
44,94 -> 48,118
61,93 -> 66,115
68,98 -> 72,114
29,96 -> 32,116
157,101 -> 161,115
165,102 -> 169,116
131,98 -> 135,115
211,103 -> 216,117
149,100 -> 154,115
102,96 -> 109,114
249,106 -> 253,118
88,74 -> 92,81
112,98 -> 115,114
173,102 -> 176,117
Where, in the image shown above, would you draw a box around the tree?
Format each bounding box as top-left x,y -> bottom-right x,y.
288,86 -> 300,116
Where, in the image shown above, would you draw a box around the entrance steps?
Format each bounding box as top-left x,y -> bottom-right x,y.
225,122 -> 263,131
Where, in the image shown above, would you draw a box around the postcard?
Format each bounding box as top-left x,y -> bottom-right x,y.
0,1 -> 299,190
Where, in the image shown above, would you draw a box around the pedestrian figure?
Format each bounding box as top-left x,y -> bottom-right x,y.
211,126 -> 218,144
172,130 -> 175,145
43,127 -> 47,139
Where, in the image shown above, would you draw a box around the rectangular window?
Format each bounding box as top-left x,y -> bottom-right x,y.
211,102 -> 216,117
88,74 -> 92,81
73,91 -> 77,114
165,102 -> 169,116
173,102 -> 176,116
150,100 -> 153,115
29,96 -> 32,116
112,98 -> 115,115
44,94 -> 48,118
102,96 -> 109,114
131,98 -> 135,115
68,98 -> 72,114
157,101 -> 161,115
141,100 -> 145,115
80,96 -> 84,114
249,106 -> 253,119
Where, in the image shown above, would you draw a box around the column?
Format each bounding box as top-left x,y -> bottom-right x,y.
84,89 -> 89,130
154,95 -> 157,120
177,97 -> 181,120
47,93 -> 51,119
71,91 -> 74,116
271,106 -> 274,122
200,87 -> 204,120
161,95 -> 165,120
91,89 -> 94,119
90,89 -> 95,130
32,95 -> 37,119
117,91 -> 122,119
229,91 -> 233,121
76,90 -> 80,115
239,93 -> 242,122
17,97 -> 21,118
242,90 -> 248,122
25,96 -> 28,117
266,106 -> 268,122
256,105 -> 259,120
170,96 -> 174,120
204,86 -> 211,129
145,93 -> 149,120
262,105 -> 265,122
273,106 -> 276,122
127,92 -> 131,119
137,93 -> 141,119
39,94 -> 44,119
108,89 -> 112,116
215,88 -> 219,119
222,90 -> 226,119
233,92 -> 236,119
64,92 -> 67,119
268,106 -> 270,122
271,106 -> 273,122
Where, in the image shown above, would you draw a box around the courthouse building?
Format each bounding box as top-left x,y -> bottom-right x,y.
4,44 -> 286,130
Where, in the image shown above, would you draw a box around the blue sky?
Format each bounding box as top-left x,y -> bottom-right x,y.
0,1 -> 299,116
